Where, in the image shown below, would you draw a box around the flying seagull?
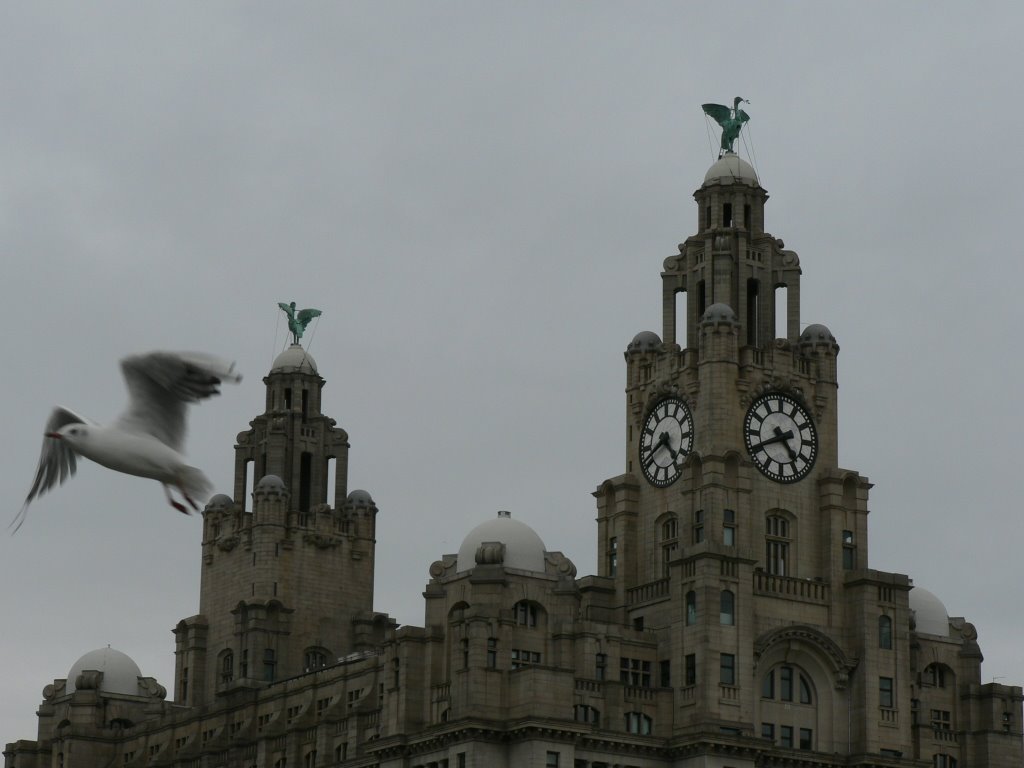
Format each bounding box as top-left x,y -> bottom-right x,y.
11,351 -> 242,534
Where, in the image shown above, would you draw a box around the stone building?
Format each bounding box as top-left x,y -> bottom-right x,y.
5,150 -> 1022,768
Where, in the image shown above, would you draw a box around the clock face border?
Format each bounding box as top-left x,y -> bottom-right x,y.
639,396 -> 694,487
744,392 -> 818,483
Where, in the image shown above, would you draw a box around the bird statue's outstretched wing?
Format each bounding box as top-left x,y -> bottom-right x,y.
278,302 -> 295,318
701,103 -> 732,126
114,351 -> 243,452
12,406 -> 92,534
735,108 -> 750,125
296,308 -> 322,326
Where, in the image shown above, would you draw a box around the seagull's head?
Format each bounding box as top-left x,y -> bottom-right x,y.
47,424 -> 90,447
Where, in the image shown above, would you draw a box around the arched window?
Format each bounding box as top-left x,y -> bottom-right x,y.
720,590 -> 735,625
624,711 -> 652,735
660,514 -> 679,577
879,616 -> 892,649
573,704 -> 600,725
219,650 -> 234,684
765,515 -> 791,575
924,663 -> 949,688
514,600 -> 539,627
304,646 -> 331,671
762,665 -> 813,704
686,590 -> 697,625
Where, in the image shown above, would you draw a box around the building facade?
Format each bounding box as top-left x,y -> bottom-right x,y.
6,151 -> 1022,768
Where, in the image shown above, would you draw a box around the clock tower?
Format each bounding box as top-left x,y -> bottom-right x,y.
596,147 -> 888,748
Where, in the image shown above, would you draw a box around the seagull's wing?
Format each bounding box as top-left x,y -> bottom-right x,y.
114,351 -> 243,452
11,406 -> 91,534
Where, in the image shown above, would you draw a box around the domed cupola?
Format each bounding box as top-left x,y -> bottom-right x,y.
456,511 -> 547,573
703,152 -> 759,187
271,344 -> 318,375
909,586 -> 950,637
66,647 -> 145,696
626,330 -> 662,356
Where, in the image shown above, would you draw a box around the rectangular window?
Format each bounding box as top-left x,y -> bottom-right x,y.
660,660 -> 671,688
460,638 -> 469,670
486,638 -> 497,669
720,653 -> 735,686
799,728 -> 813,750
685,654 -> 696,686
595,652 -> 607,680
842,529 -> 856,569
546,752 -> 560,768
780,666 -> 793,701
510,649 -> 540,669
762,670 -> 774,699
619,657 -> 652,687
723,509 -> 736,546
880,676 -> 894,708
931,709 -> 951,730
780,725 -> 793,748
608,537 -> 618,577
761,722 -> 774,741
693,510 -> 705,544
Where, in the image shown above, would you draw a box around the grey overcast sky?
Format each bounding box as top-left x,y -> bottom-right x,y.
3,1 -> 1022,744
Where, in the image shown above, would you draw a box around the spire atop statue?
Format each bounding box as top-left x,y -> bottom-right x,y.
277,302 -> 322,345
702,97 -> 750,157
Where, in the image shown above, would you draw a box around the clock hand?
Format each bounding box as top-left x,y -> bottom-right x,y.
655,431 -> 678,458
749,427 -> 796,457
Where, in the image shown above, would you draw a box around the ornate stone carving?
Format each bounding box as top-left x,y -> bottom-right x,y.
217,535 -> 240,551
42,680 -> 66,701
475,541 -> 506,565
137,677 -> 167,699
753,625 -> 858,690
303,532 -> 341,549
75,670 -> 103,690
428,560 -> 445,578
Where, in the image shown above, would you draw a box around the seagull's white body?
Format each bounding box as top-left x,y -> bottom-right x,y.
70,425 -> 207,491
13,351 -> 241,533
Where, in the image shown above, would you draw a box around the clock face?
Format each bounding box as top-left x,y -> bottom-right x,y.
744,393 -> 818,483
639,397 -> 694,487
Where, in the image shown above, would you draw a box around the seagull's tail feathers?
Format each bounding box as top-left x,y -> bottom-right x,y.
178,465 -> 214,510
9,503 -> 30,535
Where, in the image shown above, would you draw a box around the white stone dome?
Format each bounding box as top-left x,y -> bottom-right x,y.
256,474 -> 286,491
626,331 -> 662,354
910,586 -> 949,637
271,344 -> 318,374
66,647 -> 143,696
456,511 -> 547,573
701,302 -> 738,324
703,153 -> 759,186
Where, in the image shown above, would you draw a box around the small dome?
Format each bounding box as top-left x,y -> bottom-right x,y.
271,344 -> 318,374
703,153 -> 759,186
346,489 -> 375,508
701,303 -> 738,324
910,586 -> 949,637
626,331 -> 662,354
205,494 -> 233,512
66,647 -> 143,696
456,511 -> 547,573
256,475 -> 286,491
800,324 -> 837,345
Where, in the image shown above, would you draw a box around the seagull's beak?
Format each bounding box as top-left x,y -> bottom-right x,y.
45,432 -> 62,440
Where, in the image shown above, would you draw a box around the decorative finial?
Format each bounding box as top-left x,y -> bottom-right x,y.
701,97 -> 751,157
277,302 -> 322,345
